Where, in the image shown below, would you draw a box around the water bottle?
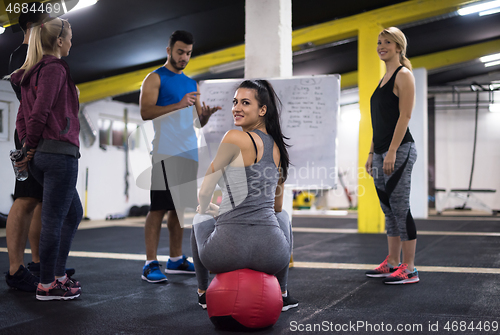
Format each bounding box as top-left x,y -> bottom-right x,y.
10,149 -> 28,181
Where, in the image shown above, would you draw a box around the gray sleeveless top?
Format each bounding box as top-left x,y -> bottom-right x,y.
216,129 -> 280,227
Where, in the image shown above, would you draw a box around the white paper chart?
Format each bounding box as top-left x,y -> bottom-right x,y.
199,75 -> 340,188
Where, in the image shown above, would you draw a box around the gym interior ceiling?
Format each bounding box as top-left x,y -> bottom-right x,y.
1,0 -> 499,103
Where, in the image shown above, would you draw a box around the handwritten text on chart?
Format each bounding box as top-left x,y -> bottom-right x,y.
285,85 -> 326,130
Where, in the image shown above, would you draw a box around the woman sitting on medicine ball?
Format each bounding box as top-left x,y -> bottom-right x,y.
191,79 -> 298,312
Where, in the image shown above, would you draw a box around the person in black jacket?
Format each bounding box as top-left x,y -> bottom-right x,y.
5,3 -> 47,293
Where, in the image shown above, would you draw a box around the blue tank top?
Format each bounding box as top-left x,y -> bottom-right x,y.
216,130 -> 280,227
151,66 -> 198,161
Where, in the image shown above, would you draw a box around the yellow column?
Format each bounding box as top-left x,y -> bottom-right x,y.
357,23 -> 386,233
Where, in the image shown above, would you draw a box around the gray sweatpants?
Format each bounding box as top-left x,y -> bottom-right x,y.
372,142 -> 417,241
190,210 -> 292,291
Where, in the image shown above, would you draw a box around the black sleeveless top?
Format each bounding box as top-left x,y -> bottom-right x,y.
370,65 -> 414,154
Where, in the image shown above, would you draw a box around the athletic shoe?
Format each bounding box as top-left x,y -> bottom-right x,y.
36,280 -> 81,301
198,292 -> 207,309
142,261 -> 168,283
59,276 -> 82,290
5,265 -> 39,292
365,255 -> 399,278
383,263 -> 419,285
27,262 -> 75,277
282,291 -> 299,311
165,255 -> 195,274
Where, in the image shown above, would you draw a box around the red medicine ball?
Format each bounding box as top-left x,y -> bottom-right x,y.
206,268 -> 283,330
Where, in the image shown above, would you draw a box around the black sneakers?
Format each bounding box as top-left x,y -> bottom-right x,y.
282,291 -> 299,311
5,265 -> 39,292
198,292 -> 207,309
27,262 -> 75,277
198,289 -> 298,311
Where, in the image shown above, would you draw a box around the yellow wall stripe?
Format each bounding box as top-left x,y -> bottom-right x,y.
291,0 -> 479,48
339,38 -> 500,88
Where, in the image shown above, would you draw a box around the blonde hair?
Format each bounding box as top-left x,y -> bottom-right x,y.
380,27 -> 412,71
16,17 -> 71,80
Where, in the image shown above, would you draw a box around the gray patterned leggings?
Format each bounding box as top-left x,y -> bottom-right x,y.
372,142 -> 417,241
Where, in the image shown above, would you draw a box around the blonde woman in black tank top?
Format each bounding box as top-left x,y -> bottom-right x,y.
365,27 -> 419,285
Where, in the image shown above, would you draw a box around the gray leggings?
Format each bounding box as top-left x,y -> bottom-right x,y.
191,210 -> 292,291
372,142 -> 417,241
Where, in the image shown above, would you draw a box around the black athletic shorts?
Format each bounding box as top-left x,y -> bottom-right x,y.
150,156 -> 198,212
13,129 -> 43,201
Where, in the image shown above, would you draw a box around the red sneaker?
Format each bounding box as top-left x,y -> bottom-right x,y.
383,263 -> 420,284
365,255 -> 399,278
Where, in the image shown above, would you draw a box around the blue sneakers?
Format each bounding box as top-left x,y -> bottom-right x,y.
165,255 -> 195,274
142,261 -> 168,283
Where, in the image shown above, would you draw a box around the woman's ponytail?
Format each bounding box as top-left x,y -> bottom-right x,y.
18,23 -> 44,80
257,79 -> 290,181
400,54 -> 412,71
14,17 -> 70,81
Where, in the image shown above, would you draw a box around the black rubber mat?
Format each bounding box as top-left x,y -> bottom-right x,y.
1,216 -> 499,334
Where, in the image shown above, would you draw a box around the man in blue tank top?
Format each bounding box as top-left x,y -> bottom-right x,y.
139,30 -> 221,283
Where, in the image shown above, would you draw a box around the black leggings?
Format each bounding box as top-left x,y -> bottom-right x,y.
191,211 -> 292,291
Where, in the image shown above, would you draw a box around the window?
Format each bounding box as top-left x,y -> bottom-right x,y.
98,116 -> 140,149
98,118 -> 112,147
0,101 -> 10,141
